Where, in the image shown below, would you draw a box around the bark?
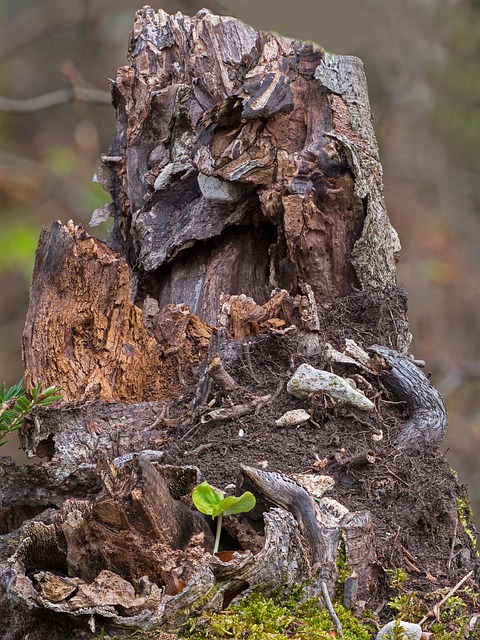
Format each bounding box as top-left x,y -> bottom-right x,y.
0,7 -> 475,640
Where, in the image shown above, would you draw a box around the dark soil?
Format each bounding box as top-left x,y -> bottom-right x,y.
159,323 -> 478,620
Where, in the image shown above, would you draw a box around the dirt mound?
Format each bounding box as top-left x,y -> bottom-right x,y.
159,306 -> 476,620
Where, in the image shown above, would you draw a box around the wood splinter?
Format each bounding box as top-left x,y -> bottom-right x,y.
202,394 -> 271,422
336,450 -> 376,469
240,464 -> 345,637
207,356 -> 238,391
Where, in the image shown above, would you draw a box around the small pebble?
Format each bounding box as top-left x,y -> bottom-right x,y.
275,409 -> 310,427
376,621 -> 422,640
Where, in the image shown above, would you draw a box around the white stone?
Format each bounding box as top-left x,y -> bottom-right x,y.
291,473 -> 335,498
376,621 -> 422,640
287,363 -> 375,411
275,409 -> 310,427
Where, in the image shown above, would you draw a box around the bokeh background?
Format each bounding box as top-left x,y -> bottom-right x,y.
1,0 -> 479,534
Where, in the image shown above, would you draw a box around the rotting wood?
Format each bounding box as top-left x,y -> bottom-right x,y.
23,221 -> 212,404
206,355 -> 238,391
5,457 -> 355,634
201,394 -> 271,423
98,6 -> 410,351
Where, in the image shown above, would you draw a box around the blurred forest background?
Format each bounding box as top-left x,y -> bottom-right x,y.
1,0 -> 479,534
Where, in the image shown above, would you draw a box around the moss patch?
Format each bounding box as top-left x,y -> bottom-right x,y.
180,588 -> 375,639
456,496 -> 478,552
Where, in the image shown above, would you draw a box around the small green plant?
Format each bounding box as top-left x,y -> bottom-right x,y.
192,480 -> 256,554
335,535 -> 352,599
0,379 -> 63,446
391,619 -> 406,639
462,584 -> 479,608
456,496 -> 478,551
429,595 -> 470,640
386,567 -> 409,592
388,592 -> 422,621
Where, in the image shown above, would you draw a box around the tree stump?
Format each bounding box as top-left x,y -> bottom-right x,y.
0,7 -> 476,639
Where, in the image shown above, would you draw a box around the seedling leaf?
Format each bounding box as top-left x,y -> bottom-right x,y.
192,481 -> 224,517
221,492 -> 256,516
0,379 -> 62,447
192,481 -> 257,553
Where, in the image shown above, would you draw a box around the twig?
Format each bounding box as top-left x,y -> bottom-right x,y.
447,517 -> 458,571
271,381 -> 284,401
0,87 -> 111,113
242,341 -> 260,384
207,356 -> 238,391
403,556 -> 422,574
181,421 -> 203,441
418,570 -> 473,626
336,450 -> 376,470
202,394 -> 271,423
146,405 -> 168,430
400,544 -> 418,565
185,442 -> 218,456
320,580 -> 344,637
384,465 -> 410,488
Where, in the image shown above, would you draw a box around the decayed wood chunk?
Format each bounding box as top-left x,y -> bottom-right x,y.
218,290 -> 292,340
23,221 -> 212,404
5,7 -> 464,639
370,345 -> 448,446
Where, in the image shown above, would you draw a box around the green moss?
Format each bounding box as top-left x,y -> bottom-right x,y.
93,568 -> 479,640
180,588 -> 375,639
456,496 -> 478,552
335,534 -> 352,595
386,565 -> 422,621
390,620 -> 406,640
428,595 -> 470,639
388,592 -> 422,621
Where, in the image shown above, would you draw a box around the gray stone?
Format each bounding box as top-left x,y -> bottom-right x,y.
287,363 -> 375,411
376,621 -> 422,640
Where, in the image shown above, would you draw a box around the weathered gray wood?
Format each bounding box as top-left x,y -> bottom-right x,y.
370,344 -> 448,446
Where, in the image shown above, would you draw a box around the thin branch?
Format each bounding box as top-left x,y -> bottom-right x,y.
320,580 -> 344,637
418,570 -> 473,626
0,87 -> 111,113
447,517 -> 459,571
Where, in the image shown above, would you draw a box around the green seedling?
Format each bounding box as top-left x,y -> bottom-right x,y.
192,480 -> 256,554
0,379 -> 63,446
